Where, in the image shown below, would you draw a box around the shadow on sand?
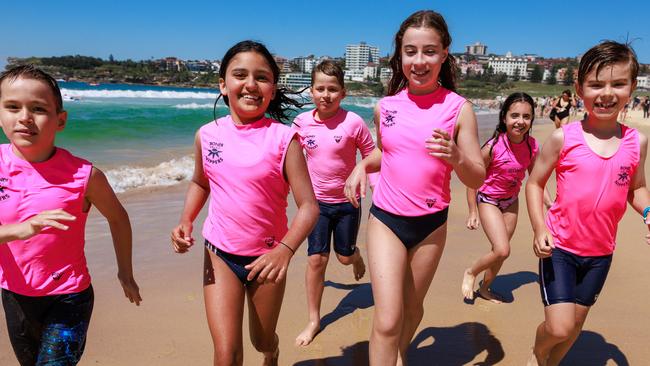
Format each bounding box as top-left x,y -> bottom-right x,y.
319,281 -> 374,332
294,322 -> 504,366
560,330 -> 628,365
465,270 -> 538,304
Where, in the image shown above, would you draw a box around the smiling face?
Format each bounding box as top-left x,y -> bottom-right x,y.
400,27 -> 448,95
218,51 -> 276,124
0,77 -> 67,161
310,71 -> 345,120
504,101 -> 533,143
576,61 -> 636,123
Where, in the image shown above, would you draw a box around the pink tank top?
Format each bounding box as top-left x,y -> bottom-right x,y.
546,121 -> 639,256
373,87 -> 466,216
293,108 -> 375,203
0,144 -> 92,296
479,134 -> 538,198
200,116 -> 296,257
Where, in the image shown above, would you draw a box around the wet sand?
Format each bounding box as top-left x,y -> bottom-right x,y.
2,116 -> 650,365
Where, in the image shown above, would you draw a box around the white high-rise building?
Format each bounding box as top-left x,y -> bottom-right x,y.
345,42 -> 379,71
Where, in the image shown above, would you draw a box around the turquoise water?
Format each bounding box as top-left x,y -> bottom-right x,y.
0,82 -> 497,192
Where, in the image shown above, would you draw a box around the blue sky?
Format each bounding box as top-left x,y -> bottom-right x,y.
2,0 -> 649,68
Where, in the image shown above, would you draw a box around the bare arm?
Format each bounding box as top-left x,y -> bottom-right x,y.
426,102 -> 485,188
345,104 -> 383,207
626,133 -> 650,244
171,131 -> 210,253
85,167 -> 141,305
466,143 -> 492,229
527,148 -> 554,209
526,128 -> 564,257
245,137 -> 319,283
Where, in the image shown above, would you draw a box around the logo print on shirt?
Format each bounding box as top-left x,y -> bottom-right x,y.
615,166 -> 631,187
51,272 -> 62,281
0,177 -> 9,201
305,135 -> 318,149
264,236 -> 275,248
382,110 -> 397,127
206,141 -> 224,164
334,135 -> 342,143
425,198 -> 437,208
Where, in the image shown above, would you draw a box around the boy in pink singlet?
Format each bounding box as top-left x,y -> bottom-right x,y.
345,11 -> 485,365
461,92 -> 549,303
0,65 -> 141,366
170,41 -> 318,365
526,41 -> 650,366
293,60 -> 374,346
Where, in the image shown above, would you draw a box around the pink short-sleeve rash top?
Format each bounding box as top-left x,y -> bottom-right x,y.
479,134 -> 538,198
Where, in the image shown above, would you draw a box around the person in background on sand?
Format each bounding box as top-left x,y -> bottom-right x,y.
551,90 -> 576,128
345,10 -> 485,365
170,40 -> 318,366
642,96 -> 649,119
0,65 -> 141,366
292,60 -> 374,347
462,92 -> 551,303
526,41 -> 650,366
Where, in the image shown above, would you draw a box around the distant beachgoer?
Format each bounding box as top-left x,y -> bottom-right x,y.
170,40 -> 319,365
0,65 -> 141,366
461,92 -> 551,303
643,96 -> 650,118
526,41 -> 650,366
550,90 -> 576,128
292,60 -> 374,347
344,10 -> 485,365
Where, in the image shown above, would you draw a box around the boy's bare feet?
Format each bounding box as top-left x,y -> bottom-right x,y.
352,253 -> 365,281
461,268 -> 476,300
477,287 -> 504,304
295,320 -> 320,347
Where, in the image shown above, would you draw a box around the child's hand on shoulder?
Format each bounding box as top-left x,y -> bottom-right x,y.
426,128 -> 460,164
244,244 -> 294,284
118,271 -> 142,306
19,209 -> 76,240
171,221 -> 194,253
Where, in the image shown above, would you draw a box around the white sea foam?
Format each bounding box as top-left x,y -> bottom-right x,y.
105,155 -> 194,193
60,88 -> 218,100
174,103 -> 221,109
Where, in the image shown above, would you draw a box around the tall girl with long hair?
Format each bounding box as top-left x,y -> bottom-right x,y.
345,10 -> 485,365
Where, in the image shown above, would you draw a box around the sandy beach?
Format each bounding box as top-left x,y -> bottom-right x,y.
2,112 -> 650,365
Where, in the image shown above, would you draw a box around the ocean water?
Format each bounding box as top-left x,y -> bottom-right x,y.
0,82 -> 499,193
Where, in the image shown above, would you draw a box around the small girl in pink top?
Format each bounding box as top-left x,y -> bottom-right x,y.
293,60 -> 374,347
0,65 -> 141,366
461,92 -> 547,303
170,41 -> 318,365
345,11 -> 485,365
526,41 -> 650,366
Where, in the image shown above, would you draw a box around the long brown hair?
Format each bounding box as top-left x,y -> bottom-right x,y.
387,10 -> 457,96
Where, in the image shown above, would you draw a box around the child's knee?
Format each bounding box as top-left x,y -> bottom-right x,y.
544,321 -> 575,341
336,252 -> 355,265
373,311 -> 403,338
213,347 -> 243,366
494,246 -> 510,260
308,254 -> 329,270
